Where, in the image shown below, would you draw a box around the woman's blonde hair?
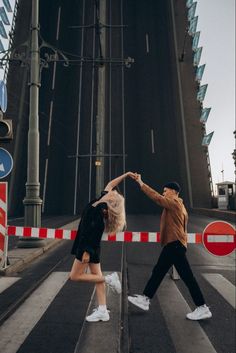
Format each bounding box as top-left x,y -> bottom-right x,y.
93,191 -> 126,233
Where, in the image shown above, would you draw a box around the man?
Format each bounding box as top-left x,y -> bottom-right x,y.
128,174 -> 212,320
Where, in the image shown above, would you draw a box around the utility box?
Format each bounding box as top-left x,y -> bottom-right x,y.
216,181 -> 236,210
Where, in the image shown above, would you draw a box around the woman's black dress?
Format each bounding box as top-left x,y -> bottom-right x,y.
71,191 -> 108,263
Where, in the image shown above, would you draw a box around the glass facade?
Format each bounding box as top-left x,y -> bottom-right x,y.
188,2 -> 197,21
0,20 -> 7,39
0,39 -> 4,52
186,0 -> 193,8
193,47 -> 202,66
197,84 -> 208,102
200,107 -> 211,123
196,64 -> 205,81
0,7 -> 10,25
202,132 -> 214,146
3,0 -> 13,13
192,31 -> 200,51
188,16 -> 198,36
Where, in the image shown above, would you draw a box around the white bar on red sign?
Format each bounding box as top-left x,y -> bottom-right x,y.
207,235 -> 235,243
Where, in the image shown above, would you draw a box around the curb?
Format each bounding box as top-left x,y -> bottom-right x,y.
0,239 -> 63,276
191,208 -> 236,222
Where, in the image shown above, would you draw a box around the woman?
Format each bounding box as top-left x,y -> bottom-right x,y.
69,172 -> 132,322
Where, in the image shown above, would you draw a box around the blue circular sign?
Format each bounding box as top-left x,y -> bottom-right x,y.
0,80 -> 7,113
0,147 -> 13,179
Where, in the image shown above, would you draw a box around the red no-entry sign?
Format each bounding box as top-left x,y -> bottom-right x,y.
202,221 -> 236,256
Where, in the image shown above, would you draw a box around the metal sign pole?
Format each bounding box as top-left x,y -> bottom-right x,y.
3,183 -> 8,268
0,182 -> 8,269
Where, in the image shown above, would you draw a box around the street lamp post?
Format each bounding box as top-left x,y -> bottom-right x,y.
0,0 -> 66,247
21,0 -> 43,246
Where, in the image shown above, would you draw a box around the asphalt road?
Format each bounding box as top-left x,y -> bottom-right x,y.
37,0 -> 212,215
0,214 -> 235,353
8,0 -> 213,216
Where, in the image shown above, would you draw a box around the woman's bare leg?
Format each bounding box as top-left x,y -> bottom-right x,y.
89,263 -> 106,305
69,258 -> 105,283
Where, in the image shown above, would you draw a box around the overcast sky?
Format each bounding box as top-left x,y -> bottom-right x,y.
1,0 -> 235,190
196,0 -> 235,187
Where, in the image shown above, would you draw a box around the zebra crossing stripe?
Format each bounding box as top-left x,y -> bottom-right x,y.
74,272 -> 121,353
202,273 -> 236,309
0,277 -> 20,294
0,272 -> 68,353
0,270 -> 234,352
158,277 -> 217,353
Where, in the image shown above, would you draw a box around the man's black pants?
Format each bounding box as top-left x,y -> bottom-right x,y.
143,240 -> 205,306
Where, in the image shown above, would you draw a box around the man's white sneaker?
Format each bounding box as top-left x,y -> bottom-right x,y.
86,308 -> 110,322
186,305 -> 212,320
128,294 -> 150,311
105,272 -> 121,294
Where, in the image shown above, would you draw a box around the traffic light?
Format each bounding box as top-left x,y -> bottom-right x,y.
0,119 -> 13,142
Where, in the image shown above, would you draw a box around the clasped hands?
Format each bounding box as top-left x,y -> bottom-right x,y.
125,172 -> 143,186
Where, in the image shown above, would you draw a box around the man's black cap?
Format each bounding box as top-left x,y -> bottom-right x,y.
163,181 -> 181,193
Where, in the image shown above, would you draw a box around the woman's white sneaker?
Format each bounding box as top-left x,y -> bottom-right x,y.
128,294 -> 150,311
86,308 -> 110,322
186,305 -> 212,320
105,272 -> 121,294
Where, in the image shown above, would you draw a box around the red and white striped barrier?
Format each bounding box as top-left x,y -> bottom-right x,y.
7,226 -> 77,240
103,232 -> 202,243
6,226 -> 203,243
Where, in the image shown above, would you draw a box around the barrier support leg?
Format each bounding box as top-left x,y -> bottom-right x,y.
171,266 -> 180,280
